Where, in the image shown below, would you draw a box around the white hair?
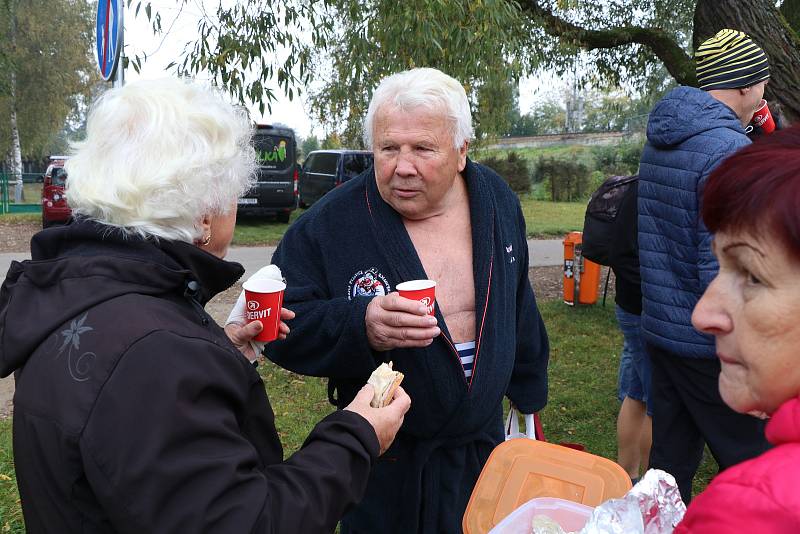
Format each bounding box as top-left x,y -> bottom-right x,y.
362,68 -> 474,150
65,78 -> 256,243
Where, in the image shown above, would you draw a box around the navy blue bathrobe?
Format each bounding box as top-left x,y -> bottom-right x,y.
269,159 -> 549,533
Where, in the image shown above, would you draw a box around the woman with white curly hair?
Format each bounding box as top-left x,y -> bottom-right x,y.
0,78 -> 408,533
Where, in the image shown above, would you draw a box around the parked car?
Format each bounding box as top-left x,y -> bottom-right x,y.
237,124 -> 298,223
41,156 -> 71,228
299,150 -> 373,207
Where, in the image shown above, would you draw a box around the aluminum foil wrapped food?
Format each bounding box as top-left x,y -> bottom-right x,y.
580,469 -> 686,534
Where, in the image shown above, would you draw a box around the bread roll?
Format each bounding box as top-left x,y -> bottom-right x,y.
368,362 -> 404,408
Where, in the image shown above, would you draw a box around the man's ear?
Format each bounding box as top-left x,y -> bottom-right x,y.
739,86 -> 752,96
458,141 -> 469,172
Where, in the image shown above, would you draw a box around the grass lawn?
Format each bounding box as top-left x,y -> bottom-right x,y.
231,197 -> 585,247
0,183 -> 43,206
7,184 -> 42,206
0,300 -> 717,531
522,197 -> 585,237
0,418 -> 22,533
232,209 -> 306,247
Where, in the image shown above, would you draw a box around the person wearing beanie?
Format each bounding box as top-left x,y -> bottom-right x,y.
695,29 -> 771,129
636,28 -> 772,504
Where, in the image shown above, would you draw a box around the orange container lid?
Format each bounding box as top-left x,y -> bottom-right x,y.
463,439 -> 631,533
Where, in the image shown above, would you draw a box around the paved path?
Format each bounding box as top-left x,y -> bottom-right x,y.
0,239 -> 563,283
0,239 -> 564,415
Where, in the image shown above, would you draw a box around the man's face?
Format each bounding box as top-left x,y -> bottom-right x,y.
372,105 -> 468,221
741,79 -> 769,124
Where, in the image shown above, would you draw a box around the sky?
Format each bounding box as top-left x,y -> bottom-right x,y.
124,1 -> 314,137
122,1 -> 561,140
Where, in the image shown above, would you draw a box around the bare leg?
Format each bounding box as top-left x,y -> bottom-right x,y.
617,397 -> 648,479
639,414 -> 652,475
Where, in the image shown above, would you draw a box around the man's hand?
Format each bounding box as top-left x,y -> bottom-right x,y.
344,384 -> 411,455
224,307 -> 296,361
365,293 -> 440,351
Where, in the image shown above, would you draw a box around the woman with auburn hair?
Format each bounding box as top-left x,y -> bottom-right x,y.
675,125 -> 800,532
0,78 -> 409,533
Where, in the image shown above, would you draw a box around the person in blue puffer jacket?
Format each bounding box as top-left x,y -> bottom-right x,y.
638,29 -> 773,504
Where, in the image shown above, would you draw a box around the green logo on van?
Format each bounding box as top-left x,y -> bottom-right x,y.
258,140 -> 287,163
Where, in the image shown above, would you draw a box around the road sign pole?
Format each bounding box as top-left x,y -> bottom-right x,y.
114,4 -> 125,88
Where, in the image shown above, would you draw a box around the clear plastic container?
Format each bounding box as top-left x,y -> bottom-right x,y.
488,497 -> 593,534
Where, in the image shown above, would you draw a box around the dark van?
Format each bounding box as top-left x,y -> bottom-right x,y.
299,150 -> 373,207
238,124 -> 298,222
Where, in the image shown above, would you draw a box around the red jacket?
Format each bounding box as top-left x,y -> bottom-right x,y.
676,396 -> 800,533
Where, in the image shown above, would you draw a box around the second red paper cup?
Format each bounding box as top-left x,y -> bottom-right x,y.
243,278 -> 286,342
751,99 -> 776,134
397,279 -> 436,315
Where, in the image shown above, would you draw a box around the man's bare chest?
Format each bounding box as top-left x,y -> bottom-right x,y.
406,221 -> 476,342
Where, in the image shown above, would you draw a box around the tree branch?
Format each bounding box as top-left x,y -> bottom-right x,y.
517,0 -> 697,86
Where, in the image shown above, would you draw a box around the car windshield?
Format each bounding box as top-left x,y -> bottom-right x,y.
51,168 -> 67,186
253,134 -> 293,171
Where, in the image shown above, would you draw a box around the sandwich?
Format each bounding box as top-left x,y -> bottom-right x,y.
368,361 -> 404,408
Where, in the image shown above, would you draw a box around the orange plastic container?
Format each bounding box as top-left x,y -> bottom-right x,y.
462,439 -> 631,534
563,232 -> 579,305
562,231 -> 602,305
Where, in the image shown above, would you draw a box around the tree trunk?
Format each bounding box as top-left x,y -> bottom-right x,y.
694,0 -> 800,124
7,0 -> 24,203
9,71 -> 24,204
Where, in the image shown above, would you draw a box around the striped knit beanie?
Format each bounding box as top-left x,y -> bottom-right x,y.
695,29 -> 770,90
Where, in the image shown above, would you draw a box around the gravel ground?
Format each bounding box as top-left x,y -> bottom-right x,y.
0,221 -> 40,252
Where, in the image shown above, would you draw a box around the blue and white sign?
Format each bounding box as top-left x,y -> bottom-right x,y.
95,0 -> 123,81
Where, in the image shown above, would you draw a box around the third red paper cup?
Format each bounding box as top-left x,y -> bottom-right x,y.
243,278 -> 286,342
397,279 -> 436,315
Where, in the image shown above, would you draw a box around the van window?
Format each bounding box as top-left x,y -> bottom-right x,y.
312,153 -> 340,175
342,154 -> 372,181
254,134 -> 293,171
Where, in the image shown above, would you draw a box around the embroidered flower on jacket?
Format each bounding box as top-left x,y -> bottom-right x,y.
59,314 -> 92,353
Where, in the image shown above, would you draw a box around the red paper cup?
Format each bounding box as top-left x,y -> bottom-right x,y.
751,99 -> 776,134
396,279 -> 436,315
243,278 -> 286,342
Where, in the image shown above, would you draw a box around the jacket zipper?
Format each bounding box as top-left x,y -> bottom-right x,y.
183,280 -> 209,326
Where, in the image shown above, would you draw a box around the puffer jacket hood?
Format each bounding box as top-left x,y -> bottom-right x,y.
647,86 -> 746,148
0,219 -> 243,377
